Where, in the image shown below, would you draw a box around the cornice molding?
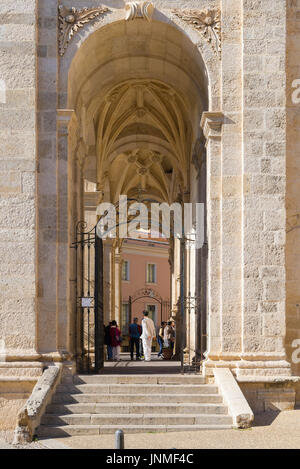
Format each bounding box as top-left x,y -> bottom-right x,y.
57,108 -> 75,127
200,111 -> 224,142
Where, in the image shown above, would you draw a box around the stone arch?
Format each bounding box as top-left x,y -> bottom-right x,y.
58,8 -> 221,111
57,9 -> 216,367
64,17 -> 214,201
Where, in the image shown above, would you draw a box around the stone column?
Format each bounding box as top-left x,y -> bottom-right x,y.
168,242 -> 174,314
57,110 -> 75,357
171,238 -> 181,314
67,116 -> 84,357
171,237 -> 181,355
200,112 -> 223,373
111,245 -> 122,327
103,239 -> 112,324
191,138 -> 207,361
185,229 -> 197,361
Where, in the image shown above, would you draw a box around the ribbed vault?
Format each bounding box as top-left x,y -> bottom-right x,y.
95,80 -> 192,204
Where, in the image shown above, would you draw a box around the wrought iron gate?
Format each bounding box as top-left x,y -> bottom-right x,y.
179,238 -> 207,374
128,288 -> 170,325
72,222 -> 104,373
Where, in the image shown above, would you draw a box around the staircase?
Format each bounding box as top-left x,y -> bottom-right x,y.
37,374 -> 233,437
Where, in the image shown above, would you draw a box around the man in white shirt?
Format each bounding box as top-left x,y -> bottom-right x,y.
141,310 -> 156,362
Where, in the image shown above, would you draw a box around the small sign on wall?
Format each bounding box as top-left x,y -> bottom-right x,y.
81,297 -> 93,308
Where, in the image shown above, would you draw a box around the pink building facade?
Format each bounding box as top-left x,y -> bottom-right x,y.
121,238 -> 171,336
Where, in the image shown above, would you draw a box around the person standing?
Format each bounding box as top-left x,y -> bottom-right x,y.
129,317 -> 141,361
104,322 -> 112,360
138,322 -> 144,359
170,320 -> 176,354
157,321 -> 166,358
141,310 -> 156,362
164,321 -> 175,353
110,320 -> 122,361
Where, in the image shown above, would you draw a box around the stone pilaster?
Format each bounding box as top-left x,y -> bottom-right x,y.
103,239 -> 113,325
201,111 -> 223,371
240,0 -> 291,379
201,0 -> 243,373
111,246 -> 122,327
171,237 -> 181,315
57,110 -> 75,357
220,0 -> 243,358
36,0 -> 59,355
185,229 -> 197,360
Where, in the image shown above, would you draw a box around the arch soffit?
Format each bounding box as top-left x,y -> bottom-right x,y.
65,10 -> 220,111
65,9 -> 220,201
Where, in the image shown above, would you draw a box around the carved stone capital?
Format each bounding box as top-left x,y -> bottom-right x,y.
58,5 -> 110,56
200,111 -> 224,143
114,253 -> 122,264
57,109 -> 75,128
125,1 -> 154,22
172,8 -> 221,59
57,109 -> 76,140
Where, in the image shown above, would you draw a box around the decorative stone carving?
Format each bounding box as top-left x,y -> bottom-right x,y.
172,9 -> 221,59
131,288 -> 162,302
125,1 -> 154,22
58,5 -> 109,56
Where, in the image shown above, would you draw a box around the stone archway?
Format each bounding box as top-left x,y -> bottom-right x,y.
60,13 -> 211,371
0,0 -> 297,432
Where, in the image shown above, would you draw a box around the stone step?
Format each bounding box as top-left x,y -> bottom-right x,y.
37,424 -> 233,437
40,373 -> 232,439
63,375 -> 206,385
41,413 -> 232,426
56,384 -> 218,395
46,402 -> 228,415
52,393 -> 223,405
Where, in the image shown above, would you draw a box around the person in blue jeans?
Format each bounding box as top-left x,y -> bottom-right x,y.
158,321 -> 166,357
129,318 -> 141,360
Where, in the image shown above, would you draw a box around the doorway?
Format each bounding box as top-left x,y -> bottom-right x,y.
67,19 -> 209,374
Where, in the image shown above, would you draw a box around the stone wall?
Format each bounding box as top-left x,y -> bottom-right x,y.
241,0 -> 288,370
0,0 -> 299,405
0,379 -> 36,430
0,0 -> 37,357
240,381 -> 296,414
286,0 -> 300,378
